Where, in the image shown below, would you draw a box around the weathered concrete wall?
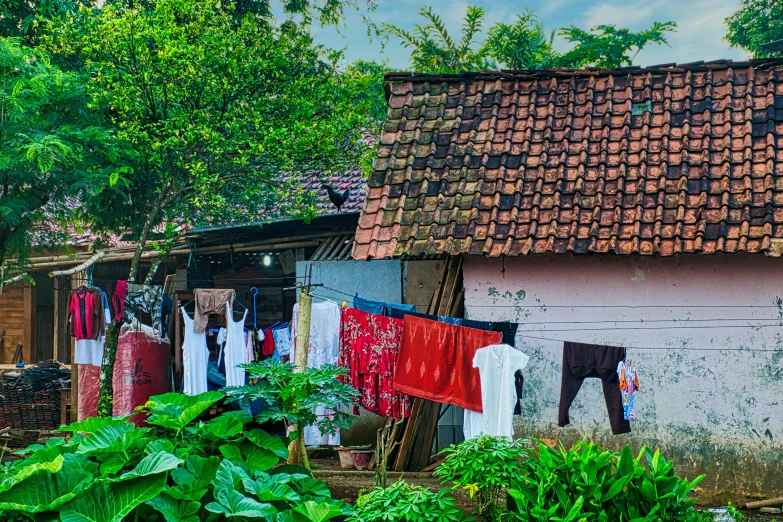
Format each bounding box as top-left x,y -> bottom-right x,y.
297,260 -> 403,307
464,254 -> 783,502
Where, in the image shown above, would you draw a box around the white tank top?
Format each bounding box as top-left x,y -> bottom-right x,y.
181,308 -> 209,396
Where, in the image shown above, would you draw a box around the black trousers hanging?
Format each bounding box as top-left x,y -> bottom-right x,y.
558,341 -> 630,435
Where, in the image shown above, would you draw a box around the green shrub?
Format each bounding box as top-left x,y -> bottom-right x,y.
434,435 -> 528,521
350,480 -> 471,522
0,391 -> 352,521
507,439 -> 705,522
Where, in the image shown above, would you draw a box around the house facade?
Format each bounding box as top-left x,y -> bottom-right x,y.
353,61 -> 783,498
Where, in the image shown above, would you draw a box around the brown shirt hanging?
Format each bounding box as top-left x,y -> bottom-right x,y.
193,288 -> 236,333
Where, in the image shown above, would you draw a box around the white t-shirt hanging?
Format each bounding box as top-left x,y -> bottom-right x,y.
463,343 -> 529,440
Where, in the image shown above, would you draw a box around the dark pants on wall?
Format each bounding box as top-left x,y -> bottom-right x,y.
558,341 -> 631,435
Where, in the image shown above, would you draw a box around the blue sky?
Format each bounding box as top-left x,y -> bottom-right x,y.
306,0 -> 747,69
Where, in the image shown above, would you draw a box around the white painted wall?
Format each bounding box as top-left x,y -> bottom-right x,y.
464,254 -> 783,497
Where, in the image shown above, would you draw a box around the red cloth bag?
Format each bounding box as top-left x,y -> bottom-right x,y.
393,315 -> 502,412
112,328 -> 172,426
77,364 -> 100,421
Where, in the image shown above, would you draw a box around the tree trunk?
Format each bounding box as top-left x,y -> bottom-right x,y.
128,195 -> 166,283
287,290 -> 312,469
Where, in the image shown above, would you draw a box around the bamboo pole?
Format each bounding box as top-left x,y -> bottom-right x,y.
48,251 -> 106,277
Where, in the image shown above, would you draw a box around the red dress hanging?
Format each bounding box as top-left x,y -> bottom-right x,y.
339,307 -> 410,419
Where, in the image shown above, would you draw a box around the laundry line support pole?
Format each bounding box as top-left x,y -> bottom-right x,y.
287,264 -> 319,469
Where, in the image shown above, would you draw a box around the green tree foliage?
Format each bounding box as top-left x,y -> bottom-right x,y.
725,0 -> 783,58
0,37 -> 113,273
44,0 -> 379,283
0,0 -> 91,44
383,5 -> 676,73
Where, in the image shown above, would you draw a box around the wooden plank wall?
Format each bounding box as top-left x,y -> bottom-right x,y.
0,284 -> 33,363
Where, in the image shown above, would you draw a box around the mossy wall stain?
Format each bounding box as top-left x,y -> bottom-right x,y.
464,254 -> 783,500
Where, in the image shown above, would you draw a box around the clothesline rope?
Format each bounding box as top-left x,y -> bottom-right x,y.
308,291 -> 783,353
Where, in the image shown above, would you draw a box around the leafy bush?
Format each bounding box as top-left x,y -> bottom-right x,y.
350,480 -> 471,522
508,439 -> 706,522
434,435 -> 529,521
0,391 -> 352,521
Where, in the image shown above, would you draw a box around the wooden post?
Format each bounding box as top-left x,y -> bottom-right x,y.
287,274 -> 313,469
70,275 -> 80,421
22,283 -> 34,363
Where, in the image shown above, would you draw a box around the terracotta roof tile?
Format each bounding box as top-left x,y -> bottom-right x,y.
354,60 -> 783,258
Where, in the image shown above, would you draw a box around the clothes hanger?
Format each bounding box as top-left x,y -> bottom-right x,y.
250,287 -> 258,329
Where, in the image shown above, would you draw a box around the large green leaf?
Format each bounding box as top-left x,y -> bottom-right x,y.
292,477 -> 332,499
0,454 -> 64,493
59,416 -> 130,434
245,429 -> 290,459
76,424 -> 150,455
205,488 -> 277,519
0,468 -> 92,513
199,411 -> 252,440
147,492 -> 200,522
243,475 -> 300,503
290,501 -> 345,522
144,392 -> 225,432
171,455 -> 221,489
214,459 -> 251,493
117,451 -> 182,481
59,473 -> 168,522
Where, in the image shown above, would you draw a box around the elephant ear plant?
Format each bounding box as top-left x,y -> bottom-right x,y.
0,391 -> 353,521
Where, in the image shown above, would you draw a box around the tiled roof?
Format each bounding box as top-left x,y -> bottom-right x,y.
353,59 -> 783,259
298,166 -> 367,214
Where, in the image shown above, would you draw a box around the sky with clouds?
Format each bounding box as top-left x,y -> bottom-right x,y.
307,0 -> 748,69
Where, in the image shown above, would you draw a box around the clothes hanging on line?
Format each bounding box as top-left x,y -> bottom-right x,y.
388,308 -> 523,414
388,309 -> 519,345
112,279 -> 128,321
272,327 -> 291,358
181,308 -> 209,396
339,307 -> 411,419
292,300 -> 341,446
558,341 -> 630,435
463,344 -> 529,440
353,295 -> 416,316
67,287 -> 103,341
617,360 -> 640,421
393,315 -> 502,412
193,288 -> 236,333
124,284 -> 164,334
223,301 -> 248,387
